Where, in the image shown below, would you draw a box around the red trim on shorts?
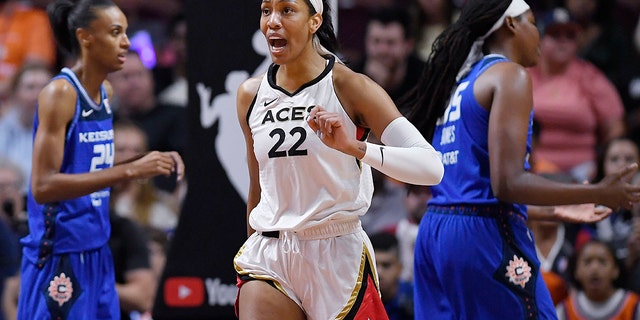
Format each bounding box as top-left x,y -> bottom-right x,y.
352,274 -> 388,319
235,275 -> 245,317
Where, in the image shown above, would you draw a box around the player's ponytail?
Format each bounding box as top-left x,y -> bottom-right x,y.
47,0 -> 117,56
47,0 -> 75,55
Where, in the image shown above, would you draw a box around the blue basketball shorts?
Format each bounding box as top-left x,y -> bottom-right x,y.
413,205 -> 557,320
17,245 -> 119,320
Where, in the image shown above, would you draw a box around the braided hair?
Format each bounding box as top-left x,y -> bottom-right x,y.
404,0 -> 512,141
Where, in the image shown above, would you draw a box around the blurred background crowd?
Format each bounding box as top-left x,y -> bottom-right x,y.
0,0 -> 639,319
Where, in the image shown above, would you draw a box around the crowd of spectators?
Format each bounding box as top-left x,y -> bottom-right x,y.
2,0 -> 640,318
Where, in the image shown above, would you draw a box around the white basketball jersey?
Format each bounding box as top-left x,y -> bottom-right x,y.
247,57 -> 373,231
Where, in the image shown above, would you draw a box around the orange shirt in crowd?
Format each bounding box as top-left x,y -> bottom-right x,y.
0,3 -> 55,84
559,290 -> 640,320
541,270 -> 569,306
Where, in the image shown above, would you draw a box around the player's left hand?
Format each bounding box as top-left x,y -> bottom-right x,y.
553,203 -> 612,223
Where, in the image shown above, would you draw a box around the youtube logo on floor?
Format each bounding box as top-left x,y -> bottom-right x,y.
164,277 -> 205,307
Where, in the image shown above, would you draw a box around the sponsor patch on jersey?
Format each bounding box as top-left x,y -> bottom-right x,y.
505,255 -> 532,288
48,272 -> 74,306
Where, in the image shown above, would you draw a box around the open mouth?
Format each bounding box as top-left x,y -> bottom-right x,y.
269,39 -> 287,51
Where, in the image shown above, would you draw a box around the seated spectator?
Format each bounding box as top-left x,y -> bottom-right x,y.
143,225 -> 169,280
556,240 -> 640,319
112,120 -> 179,232
0,64 -> 52,192
530,218 -> 574,305
0,158 -> 25,228
127,225 -> 170,320
0,157 -> 27,320
350,5 -> 425,113
529,7 -> 625,182
369,232 -> 413,320
572,137 -> 640,295
109,211 -> 156,320
108,51 -> 186,154
593,138 -> 639,271
395,184 -> 431,283
529,173 -> 578,306
108,51 -> 186,193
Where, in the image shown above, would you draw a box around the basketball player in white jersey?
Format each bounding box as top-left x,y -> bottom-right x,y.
232,0 -> 444,319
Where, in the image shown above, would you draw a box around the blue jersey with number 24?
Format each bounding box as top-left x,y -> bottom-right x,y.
22,67 -> 114,261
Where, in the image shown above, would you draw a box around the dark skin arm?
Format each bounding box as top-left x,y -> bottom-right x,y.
475,62 -> 640,212
31,79 -> 184,204
237,76 -> 262,237
307,63 -> 403,158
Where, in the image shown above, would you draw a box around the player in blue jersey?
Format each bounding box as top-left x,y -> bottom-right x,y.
404,0 -> 640,319
16,1 -> 184,319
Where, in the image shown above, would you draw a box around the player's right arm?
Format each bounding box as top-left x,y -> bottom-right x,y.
237,76 -> 262,237
31,80 -> 178,204
483,62 -> 640,211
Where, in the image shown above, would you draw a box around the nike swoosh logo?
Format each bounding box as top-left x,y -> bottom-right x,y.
380,146 -> 385,166
81,109 -> 94,117
264,97 -> 278,107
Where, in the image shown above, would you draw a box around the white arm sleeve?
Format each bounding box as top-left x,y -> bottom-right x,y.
360,117 -> 444,185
